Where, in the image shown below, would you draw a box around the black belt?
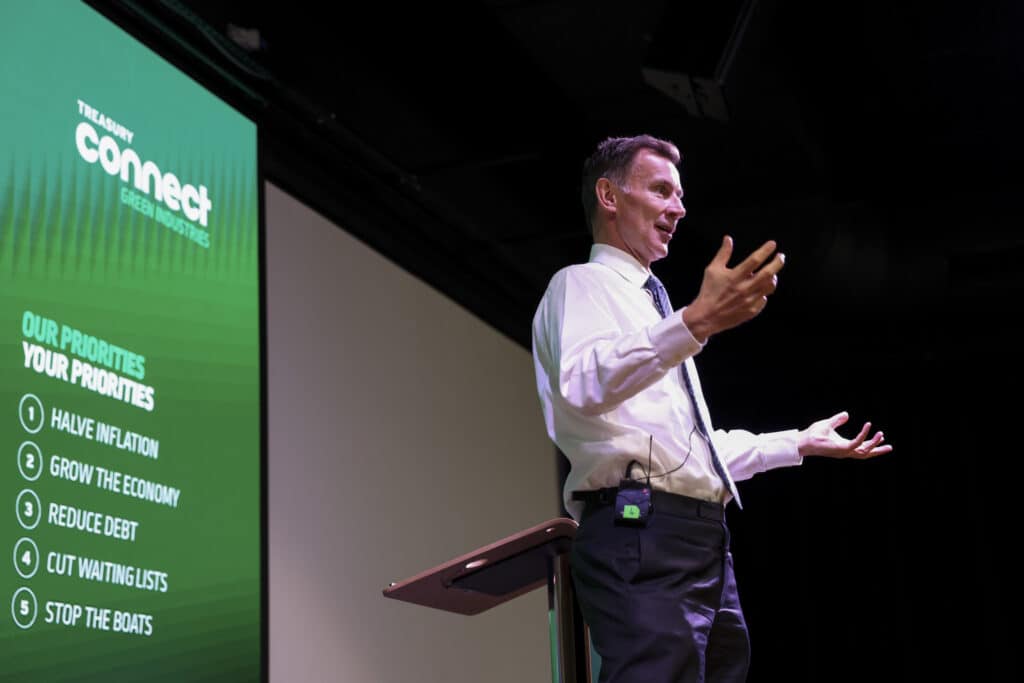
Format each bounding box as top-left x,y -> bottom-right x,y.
572,487 -> 725,521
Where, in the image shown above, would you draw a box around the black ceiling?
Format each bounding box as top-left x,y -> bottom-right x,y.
91,0 -> 1023,357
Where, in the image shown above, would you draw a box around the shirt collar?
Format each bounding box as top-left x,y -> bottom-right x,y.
588,243 -> 651,287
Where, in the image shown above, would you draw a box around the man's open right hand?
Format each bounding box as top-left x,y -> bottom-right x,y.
682,235 -> 785,342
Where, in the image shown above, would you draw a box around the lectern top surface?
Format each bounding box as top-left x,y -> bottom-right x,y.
381,517 -> 578,615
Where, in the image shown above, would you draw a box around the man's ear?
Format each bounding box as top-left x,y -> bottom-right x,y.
595,177 -> 618,215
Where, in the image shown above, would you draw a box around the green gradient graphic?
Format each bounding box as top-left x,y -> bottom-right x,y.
1,2 -> 261,681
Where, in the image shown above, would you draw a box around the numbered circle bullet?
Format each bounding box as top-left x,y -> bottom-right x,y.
13,538 -> 40,579
19,394 -> 44,434
15,489 -> 42,530
17,441 -> 43,482
11,587 -> 38,629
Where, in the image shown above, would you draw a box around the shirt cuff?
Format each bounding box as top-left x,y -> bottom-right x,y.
760,429 -> 803,470
649,307 -> 704,366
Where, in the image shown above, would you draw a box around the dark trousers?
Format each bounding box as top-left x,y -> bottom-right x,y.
570,496 -> 750,683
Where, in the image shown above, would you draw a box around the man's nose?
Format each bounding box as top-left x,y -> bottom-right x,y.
667,196 -> 686,221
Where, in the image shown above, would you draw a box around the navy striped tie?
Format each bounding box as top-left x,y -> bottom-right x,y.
643,274 -> 741,507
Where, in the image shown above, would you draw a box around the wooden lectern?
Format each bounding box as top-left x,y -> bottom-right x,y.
382,517 -> 592,683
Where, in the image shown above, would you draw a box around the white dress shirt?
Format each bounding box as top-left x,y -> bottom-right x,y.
532,244 -> 801,520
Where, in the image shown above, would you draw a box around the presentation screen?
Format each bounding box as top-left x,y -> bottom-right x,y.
2,2 -> 262,681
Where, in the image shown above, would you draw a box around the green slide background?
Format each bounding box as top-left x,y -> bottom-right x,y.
1,2 -> 261,681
